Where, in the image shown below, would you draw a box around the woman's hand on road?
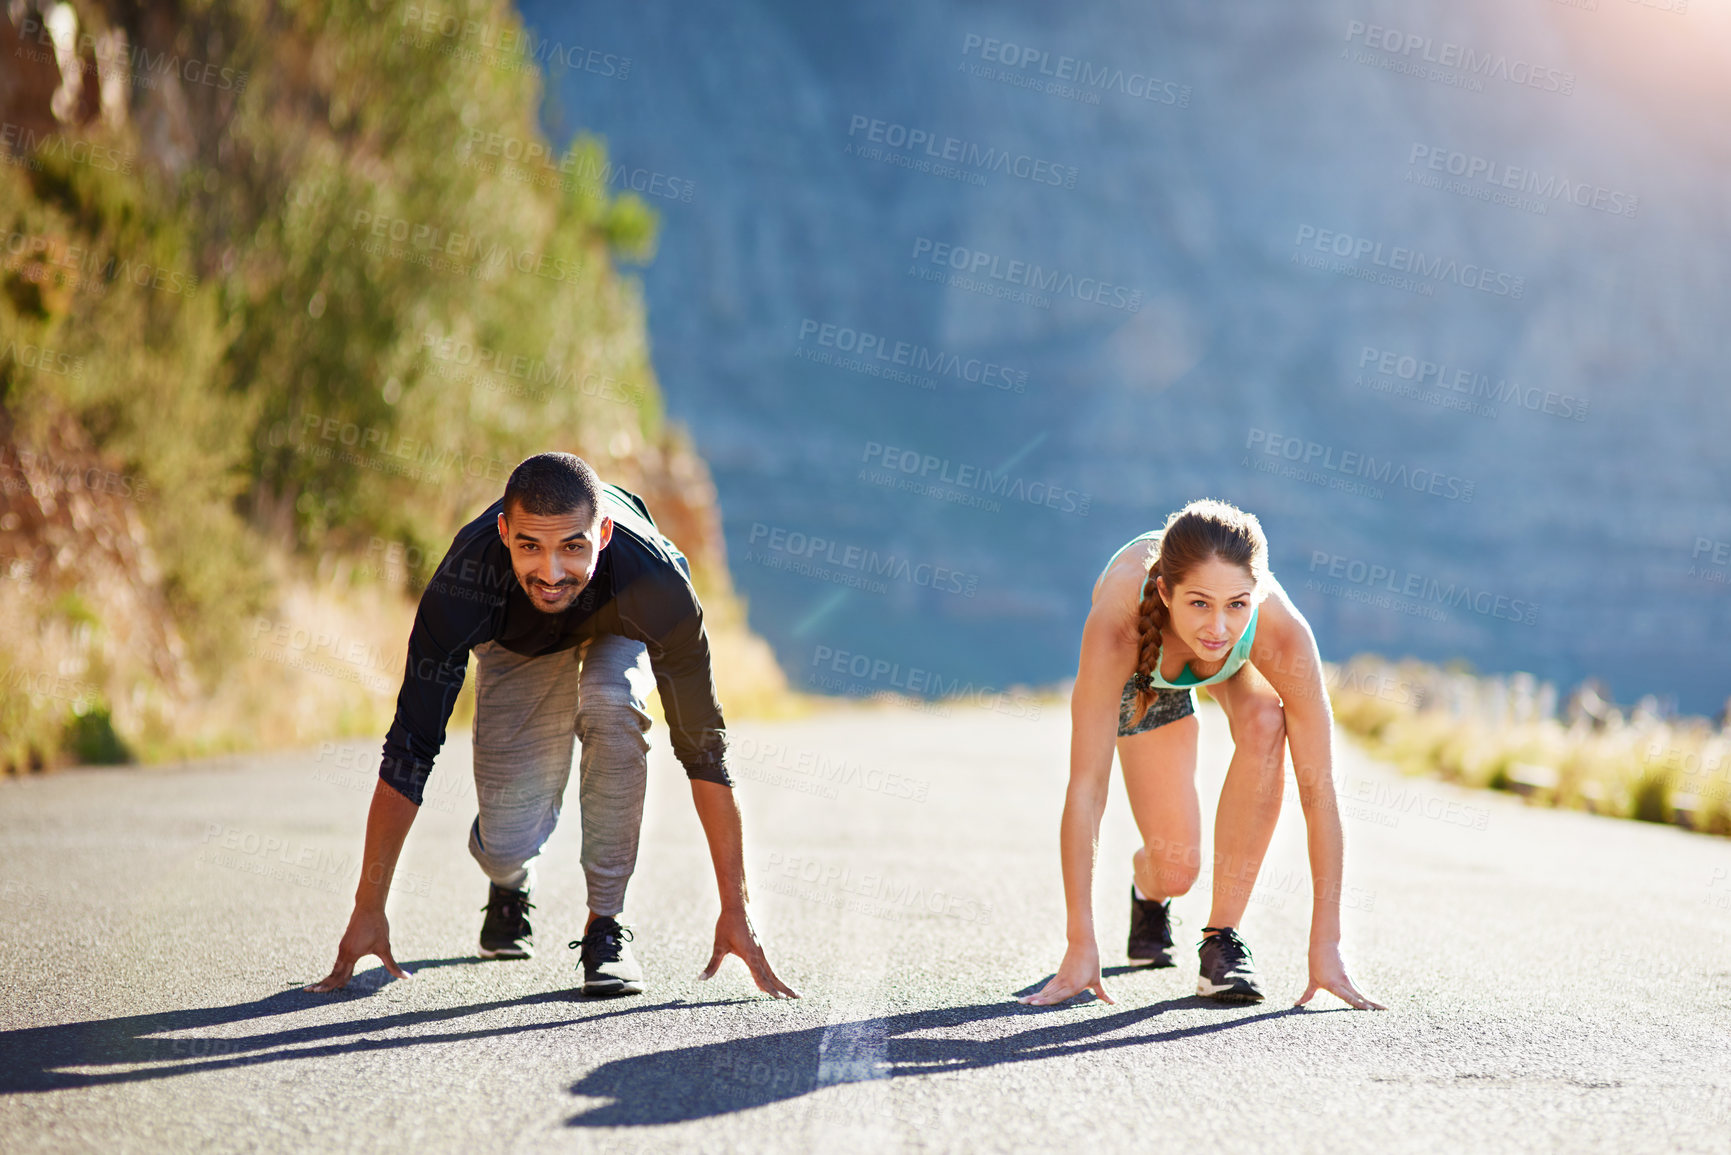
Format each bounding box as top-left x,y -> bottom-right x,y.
1296,940 -> 1385,1010
1019,941 -> 1114,1006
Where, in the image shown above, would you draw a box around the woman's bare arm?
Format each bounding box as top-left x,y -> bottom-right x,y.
1251,582 -> 1386,1009
1021,564 -> 1140,1005
1062,606 -> 1139,942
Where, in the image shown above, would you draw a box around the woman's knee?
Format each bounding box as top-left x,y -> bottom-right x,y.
1138,839 -> 1201,896
1234,696 -> 1287,756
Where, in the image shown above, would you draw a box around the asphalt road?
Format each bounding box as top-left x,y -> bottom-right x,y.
3,699 -> 1730,1154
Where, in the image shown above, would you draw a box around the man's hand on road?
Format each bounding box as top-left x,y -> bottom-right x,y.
305,905 -> 412,992
1018,941 -> 1114,1006
1296,940 -> 1385,1010
698,907 -> 799,998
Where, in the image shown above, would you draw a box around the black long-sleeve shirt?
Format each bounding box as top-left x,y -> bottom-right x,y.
378,483 -> 730,805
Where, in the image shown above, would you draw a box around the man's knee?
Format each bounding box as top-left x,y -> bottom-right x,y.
468,816 -> 527,877
574,688 -> 650,743
474,777 -> 537,810
469,793 -> 562,857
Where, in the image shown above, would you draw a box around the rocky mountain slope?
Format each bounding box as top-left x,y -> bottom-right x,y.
520,0 -> 1731,712
0,0 -> 784,772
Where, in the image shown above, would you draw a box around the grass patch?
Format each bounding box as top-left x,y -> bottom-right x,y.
1328,655 -> 1730,836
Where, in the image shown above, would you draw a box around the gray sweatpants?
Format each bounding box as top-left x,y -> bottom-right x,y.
466,634 -> 654,917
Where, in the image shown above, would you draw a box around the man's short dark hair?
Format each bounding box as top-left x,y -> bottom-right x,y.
502,452 -> 603,521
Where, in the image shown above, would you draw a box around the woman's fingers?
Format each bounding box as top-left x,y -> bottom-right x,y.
1329,976 -> 1386,1010
698,942 -> 726,980
302,969 -> 342,993
378,946 -> 411,981
1297,971 -> 1387,1010
745,948 -> 801,999
1017,977 -> 1073,1005
1018,971 -> 1110,1006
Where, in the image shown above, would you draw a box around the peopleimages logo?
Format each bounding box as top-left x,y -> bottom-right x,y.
456,130 -> 695,203
808,644 -> 1043,721
1343,20 -> 1576,95
291,413 -> 511,484
1307,551 -> 1539,626
744,523 -> 980,598
1688,537 -> 1731,586
0,339 -> 85,378
1358,346 -> 1589,421
958,34 -> 1192,108
845,114 -> 1078,188
763,852 -> 993,925
796,318 -> 1028,394
1407,145 -> 1638,219
421,329 -> 646,406
0,446 -> 147,504
17,14 -> 249,91
399,5 -> 631,79
1293,224 -> 1525,299
908,237 -> 1142,312
861,440 -> 1090,516
731,736 -> 931,804
1,229 -> 199,298
0,124 -> 133,175
1245,428 -> 1475,502
347,210 -> 586,285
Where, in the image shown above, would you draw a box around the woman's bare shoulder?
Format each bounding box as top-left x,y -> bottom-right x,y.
1257,575 -> 1311,629
1089,547 -> 1153,643
1249,575 -> 1318,663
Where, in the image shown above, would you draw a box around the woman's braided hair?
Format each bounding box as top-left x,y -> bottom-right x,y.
1129,499 -> 1271,726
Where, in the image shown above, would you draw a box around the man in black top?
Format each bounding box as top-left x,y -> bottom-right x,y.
307,452 -> 797,998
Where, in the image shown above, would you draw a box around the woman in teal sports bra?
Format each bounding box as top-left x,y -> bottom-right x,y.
1021,498 -> 1384,1010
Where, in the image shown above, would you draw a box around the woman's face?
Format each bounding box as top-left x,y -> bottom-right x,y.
1156,556 -> 1258,662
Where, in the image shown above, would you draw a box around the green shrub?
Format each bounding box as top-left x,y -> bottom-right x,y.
63,702 -> 131,766
1630,770 -> 1670,824
3,0 -> 682,763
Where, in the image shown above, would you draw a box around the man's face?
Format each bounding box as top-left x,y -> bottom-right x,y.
497,502 -> 614,614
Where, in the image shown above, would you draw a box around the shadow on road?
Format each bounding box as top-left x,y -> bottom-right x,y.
1012,963 -> 1170,997
6,958 -> 1324,1116
566,991 -> 1307,1127
0,957 -> 749,1095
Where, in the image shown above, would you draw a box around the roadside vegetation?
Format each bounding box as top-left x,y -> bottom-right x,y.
1,0 -> 783,772
1327,655 -> 1730,837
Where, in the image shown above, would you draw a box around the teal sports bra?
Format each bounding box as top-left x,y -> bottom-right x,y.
1145,601 -> 1258,690
1099,531 -> 1260,690
1097,530 -> 1160,584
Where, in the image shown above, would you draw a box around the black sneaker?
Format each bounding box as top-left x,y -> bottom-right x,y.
1127,887 -> 1176,967
478,883 -> 535,959
571,915 -> 644,997
1196,926 -> 1264,1003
